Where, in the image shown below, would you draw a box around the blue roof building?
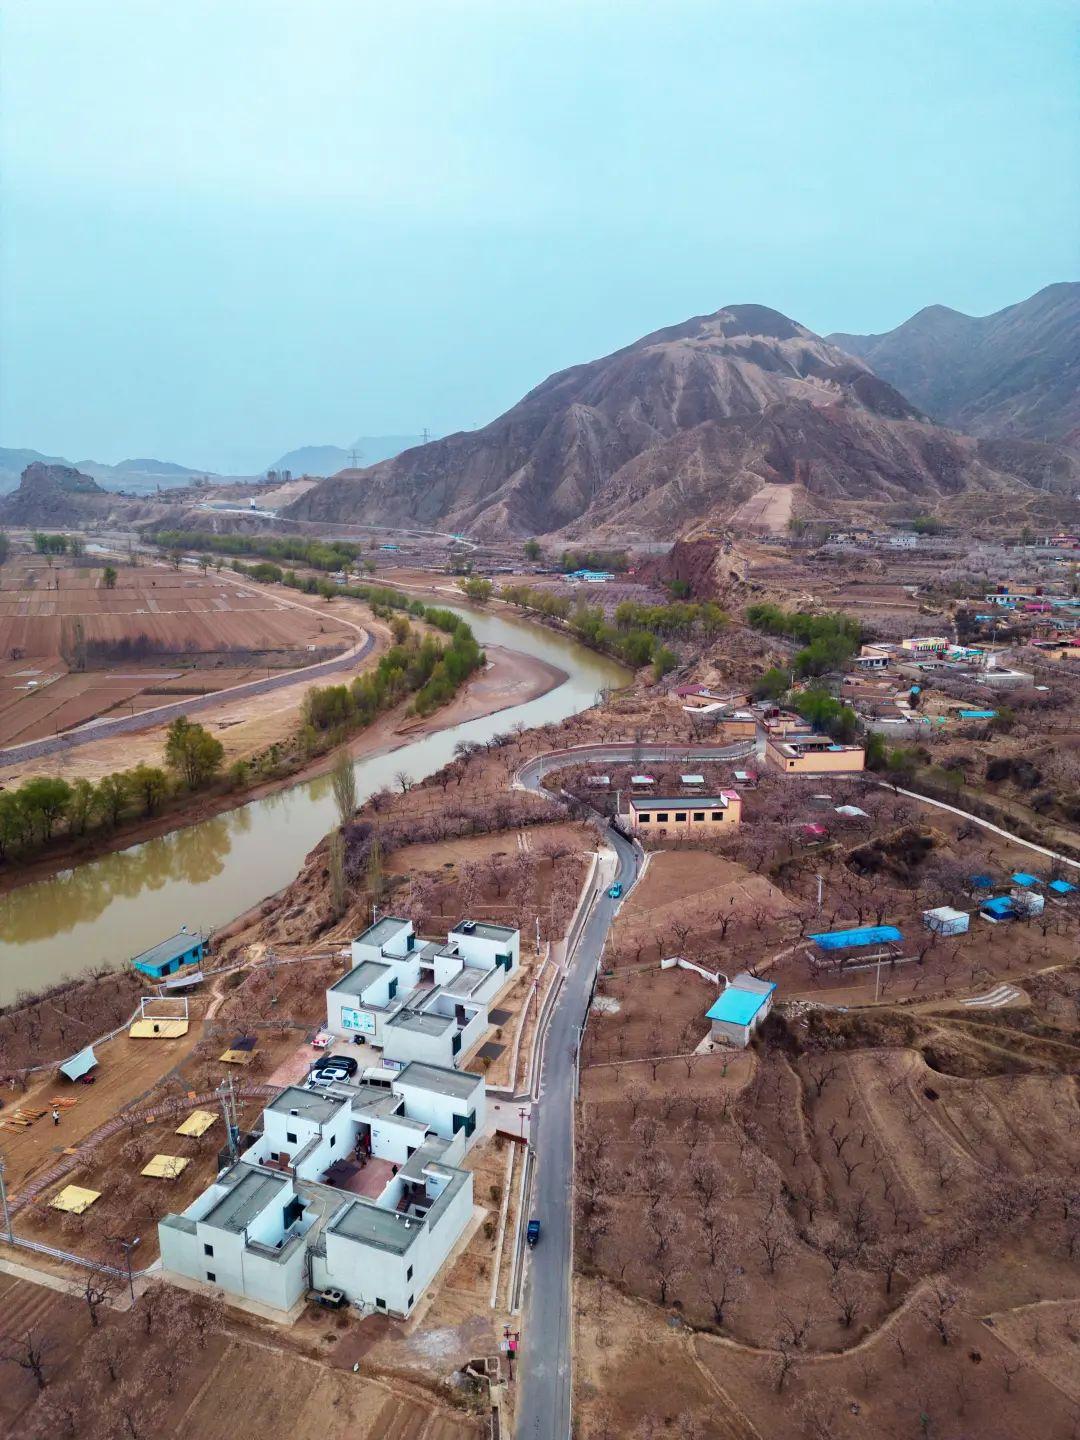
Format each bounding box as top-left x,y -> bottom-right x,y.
705,974 -> 776,1048
132,933 -> 206,980
1049,879 -> 1076,896
1011,872 -> 1040,888
809,925 -> 902,951
980,896 -> 1015,920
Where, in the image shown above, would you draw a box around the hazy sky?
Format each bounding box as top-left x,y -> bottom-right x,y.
2,0 -> 1077,474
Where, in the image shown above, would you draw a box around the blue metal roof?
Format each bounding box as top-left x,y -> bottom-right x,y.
809,925 -> 902,951
1049,879 -> 1076,895
131,932 -> 204,972
981,896 -> 1015,918
1011,872 -> 1040,887
706,984 -> 775,1026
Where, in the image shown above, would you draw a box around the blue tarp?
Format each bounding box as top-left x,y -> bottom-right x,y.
809,925 -> 903,951
970,874 -> 993,889
1049,880 -> 1076,895
981,896 -> 1015,919
1011,872 -> 1040,888
706,984 -> 776,1026
959,710 -> 997,719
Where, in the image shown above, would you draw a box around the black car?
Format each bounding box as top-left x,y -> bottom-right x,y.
309,1055 -> 359,1086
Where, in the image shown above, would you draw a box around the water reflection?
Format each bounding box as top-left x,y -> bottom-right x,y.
0,607 -> 625,999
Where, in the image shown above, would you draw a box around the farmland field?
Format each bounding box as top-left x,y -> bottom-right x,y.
0,557 -> 358,745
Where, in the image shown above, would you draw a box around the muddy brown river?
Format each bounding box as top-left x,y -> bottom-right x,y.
0,608 -> 626,1001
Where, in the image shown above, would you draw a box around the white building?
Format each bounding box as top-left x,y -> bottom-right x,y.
325,917 -> 519,1070
705,973 -> 776,1048
159,1061 -> 484,1320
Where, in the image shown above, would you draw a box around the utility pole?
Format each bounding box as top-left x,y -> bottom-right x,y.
816,873 -> 824,911
0,1154 -> 12,1242
217,1076 -> 240,1163
118,1236 -> 140,1302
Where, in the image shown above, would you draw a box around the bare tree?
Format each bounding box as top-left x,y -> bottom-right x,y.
0,1327 -> 58,1391
82,1266 -> 116,1329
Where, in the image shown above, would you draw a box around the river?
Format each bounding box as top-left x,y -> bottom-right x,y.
0,607 -> 626,1002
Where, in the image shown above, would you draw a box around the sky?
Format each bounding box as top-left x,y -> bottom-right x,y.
1,0 -> 1077,475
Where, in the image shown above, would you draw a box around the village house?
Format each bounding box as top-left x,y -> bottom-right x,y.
325,917 -> 519,1069
764,734 -> 866,775
159,1061 -> 484,1320
625,790 -> 742,835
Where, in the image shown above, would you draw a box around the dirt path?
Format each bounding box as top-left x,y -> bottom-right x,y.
728,483 -> 800,534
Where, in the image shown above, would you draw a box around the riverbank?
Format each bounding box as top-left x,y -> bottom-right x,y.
0,642 -> 566,900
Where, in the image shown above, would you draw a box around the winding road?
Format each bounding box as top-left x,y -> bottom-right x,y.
512,742 -> 753,1440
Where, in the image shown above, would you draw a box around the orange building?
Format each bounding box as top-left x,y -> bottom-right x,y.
765,735 -> 865,775
627,791 -> 742,835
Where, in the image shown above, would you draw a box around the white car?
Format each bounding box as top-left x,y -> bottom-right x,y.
312,1030 -> 332,1049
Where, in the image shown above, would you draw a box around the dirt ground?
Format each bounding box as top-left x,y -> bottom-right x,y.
0,1273 -> 483,1440
0,558 -> 362,747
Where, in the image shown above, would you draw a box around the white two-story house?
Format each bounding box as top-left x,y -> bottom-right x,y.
159,1060 -> 485,1320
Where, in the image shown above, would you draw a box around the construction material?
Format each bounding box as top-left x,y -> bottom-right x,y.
50,1184 -> 100,1214
141,1154 -> 190,1179
129,1019 -> 189,1039
219,1049 -> 257,1065
175,1109 -> 217,1138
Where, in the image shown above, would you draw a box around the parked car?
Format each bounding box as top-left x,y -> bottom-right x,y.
607,882 -> 623,899
312,1288 -> 346,1309
526,1219 -> 541,1247
309,1055 -> 359,1087
311,1030 -> 332,1049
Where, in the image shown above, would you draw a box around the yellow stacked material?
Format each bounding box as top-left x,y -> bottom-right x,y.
218,1049 -> 256,1065
175,1109 -> 217,1138
50,1184 -> 101,1214
141,1154 -> 190,1179
129,1019 -> 189,1039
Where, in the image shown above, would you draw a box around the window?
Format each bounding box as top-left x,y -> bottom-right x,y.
638,813 -> 651,824
330,1135 -> 336,1148
408,1294 -> 414,1308
375,1297 -> 386,1311
711,811 -> 724,821
674,812 -> 687,822
388,978 -> 399,1000
286,1131 -> 297,1145
693,812 -> 705,822
270,1151 -> 279,1161
657,812 -> 669,823
406,1264 -> 414,1281
203,1243 -> 214,1257
206,1271 -> 216,1283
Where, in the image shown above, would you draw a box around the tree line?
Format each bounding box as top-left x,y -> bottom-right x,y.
147,529 -> 363,572
0,717 -> 225,864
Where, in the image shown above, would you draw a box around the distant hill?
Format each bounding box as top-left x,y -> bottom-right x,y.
283,303 -> 1079,540
268,436 -> 425,477
828,282 -> 1080,451
0,448 -> 224,496
0,462 -> 110,526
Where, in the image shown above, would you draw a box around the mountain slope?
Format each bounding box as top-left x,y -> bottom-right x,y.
285,304 -> 1078,539
828,282 -> 1080,449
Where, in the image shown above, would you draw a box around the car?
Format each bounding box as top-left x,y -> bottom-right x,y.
526,1219 -> 541,1247
309,1055 -> 359,1087
312,1288 -> 346,1309
311,1030 -> 332,1049
607,882 -> 623,899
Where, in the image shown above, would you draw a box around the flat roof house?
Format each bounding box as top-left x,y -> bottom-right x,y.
765,735 -> 865,775
159,1060 -> 484,1320
326,917 -> 520,1069
627,791 -> 742,835
706,974 -> 776,1048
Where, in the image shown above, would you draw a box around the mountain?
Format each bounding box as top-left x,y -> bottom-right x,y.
268,436 -> 426,478
828,283 -> 1080,450
283,304 -> 1078,540
0,462 -> 112,526
0,448 -> 222,496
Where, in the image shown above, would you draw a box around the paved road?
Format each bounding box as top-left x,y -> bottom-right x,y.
513,742 -> 751,1439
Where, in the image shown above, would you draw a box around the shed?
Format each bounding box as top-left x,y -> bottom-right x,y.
175,1109 -> 217,1138
58,1044 -> 97,1082
922,906 -> 970,937
131,932 -> 206,980
681,775 -> 705,786
141,1154 -> 189,1180
705,978 -> 776,1048
969,874 -> 994,890
630,775 -> 655,786
809,925 -> 903,951
1048,879 -> 1076,896
1010,887 -> 1045,916
980,896 -> 1015,921
801,822 -> 829,841
50,1184 -> 100,1215
1011,872 -> 1041,888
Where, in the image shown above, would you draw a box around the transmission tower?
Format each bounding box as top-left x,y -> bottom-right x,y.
421,427 -> 431,445
348,448 -> 363,468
